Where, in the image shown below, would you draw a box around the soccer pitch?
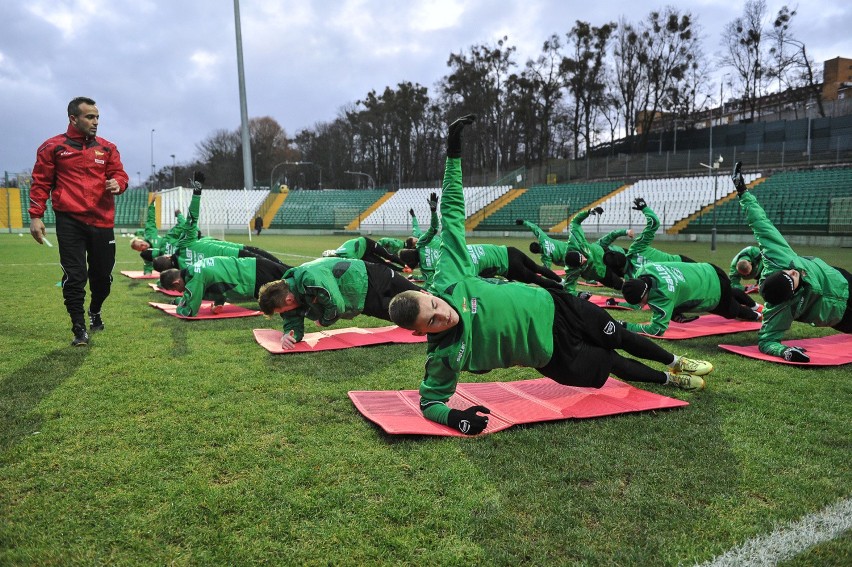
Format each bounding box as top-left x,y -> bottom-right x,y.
1,232 -> 850,565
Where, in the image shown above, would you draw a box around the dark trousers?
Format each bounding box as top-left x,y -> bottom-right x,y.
253,258 -> 291,297
505,247 -> 562,290
243,245 -> 287,266
362,262 -> 422,320
55,211 -> 115,327
708,264 -> 760,320
832,267 -> 852,333
363,238 -> 405,271
538,290 -> 675,388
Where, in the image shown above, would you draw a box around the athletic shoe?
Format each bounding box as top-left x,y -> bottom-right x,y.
71,325 -> 89,347
752,303 -> 764,315
671,356 -> 713,376
667,373 -> 705,391
89,310 -> 104,332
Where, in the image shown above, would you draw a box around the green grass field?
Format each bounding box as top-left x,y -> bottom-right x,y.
1,232 -> 850,565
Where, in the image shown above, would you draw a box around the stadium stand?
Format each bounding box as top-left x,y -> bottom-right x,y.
684,166 -> 852,235
20,185 -> 151,227
592,173 -> 762,233
358,186 -> 511,232
156,187 -> 270,229
476,181 -> 623,230
270,189 -> 385,229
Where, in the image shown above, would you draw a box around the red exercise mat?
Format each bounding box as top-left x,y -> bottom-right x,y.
578,280 -> 604,287
148,283 -> 182,297
719,334 -> 852,366
121,270 -> 159,279
254,325 -> 426,353
149,301 -> 261,319
640,314 -> 761,340
349,377 -> 688,437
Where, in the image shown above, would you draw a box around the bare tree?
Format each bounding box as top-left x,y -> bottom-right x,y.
768,4 -> 825,117
720,0 -> 771,121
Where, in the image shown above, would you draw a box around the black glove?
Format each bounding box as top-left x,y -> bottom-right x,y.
447,405 -> 490,435
447,114 -> 477,158
590,206 -> 604,215
732,161 -> 747,195
190,171 -> 205,194
409,208 -> 415,217
671,313 -> 700,324
578,291 -> 592,301
783,346 -> 809,363
515,219 -> 524,226
428,192 -> 439,212
605,297 -> 618,307
632,197 -> 647,211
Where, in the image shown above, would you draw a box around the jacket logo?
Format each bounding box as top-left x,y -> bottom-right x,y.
603,321 -> 616,335
471,297 -> 478,314
60,151 -> 73,156
94,159 -> 105,164
95,150 -> 105,156
461,297 -> 468,312
456,342 -> 466,362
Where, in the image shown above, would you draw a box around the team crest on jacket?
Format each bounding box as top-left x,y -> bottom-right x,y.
470,297 -> 478,314
603,321 -> 616,335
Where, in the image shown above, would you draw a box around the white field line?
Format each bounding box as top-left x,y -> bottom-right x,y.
697,497 -> 852,567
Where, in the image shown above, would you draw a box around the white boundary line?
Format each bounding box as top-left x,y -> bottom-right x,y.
697,497 -> 852,567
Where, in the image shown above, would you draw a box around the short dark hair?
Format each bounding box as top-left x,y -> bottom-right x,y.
159,269 -> 182,290
388,290 -> 423,329
68,97 -> 96,117
529,242 -> 542,254
257,280 -> 291,316
399,249 -> 420,268
404,237 -> 417,249
565,251 -> 583,267
153,255 -> 176,273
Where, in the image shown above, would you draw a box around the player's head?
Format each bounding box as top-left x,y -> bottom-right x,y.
159,269 -> 185,291
404,237 -> 418,249
565,251 -> 586,268
399,249 -> 420,269
152,255 -> 176,273
67,96 -> 98,137
130,237 -> 150,252
736,259 -> 754,277
759,270 -> 799,304
529,242 -> 542,254
389,290 -> 458,335
258,280 -> 300,315
603,251 -> 627,276
622,276 -> 652,305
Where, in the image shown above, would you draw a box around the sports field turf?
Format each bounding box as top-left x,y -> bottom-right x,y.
1,232 -> 850,565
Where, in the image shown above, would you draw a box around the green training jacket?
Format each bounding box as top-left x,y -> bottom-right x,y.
624,262 -> 722,337
728,245 -> 763,290
561,209 -> 627,294
175,256 -> 258,317
739,191 -> 849,356
625,206 -> 684,278
521,219 -> 569,269
419,158 -> 555,427
280,257 -> 370,342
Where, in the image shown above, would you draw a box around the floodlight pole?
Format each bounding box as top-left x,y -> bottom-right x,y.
699,156 -> 723,252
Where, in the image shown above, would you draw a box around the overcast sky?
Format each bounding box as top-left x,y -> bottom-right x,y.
2,0 -> 850,186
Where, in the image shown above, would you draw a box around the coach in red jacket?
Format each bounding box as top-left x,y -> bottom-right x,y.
29,96 -> 129,346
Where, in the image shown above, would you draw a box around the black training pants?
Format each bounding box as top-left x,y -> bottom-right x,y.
253,258 -> 291,297
55,211 -> 115,327
505,247 -> 563,289
538,290 -> 675,387
362,262 -> 422,320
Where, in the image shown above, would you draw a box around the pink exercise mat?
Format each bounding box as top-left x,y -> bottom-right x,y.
149,301 -> 261,319
254,325 -> 426,353
148,283 -> 182,296
120,270 -> 159,279
719,334 -> 852,366
640,314 -> 762,340
349,377 -> 688,437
